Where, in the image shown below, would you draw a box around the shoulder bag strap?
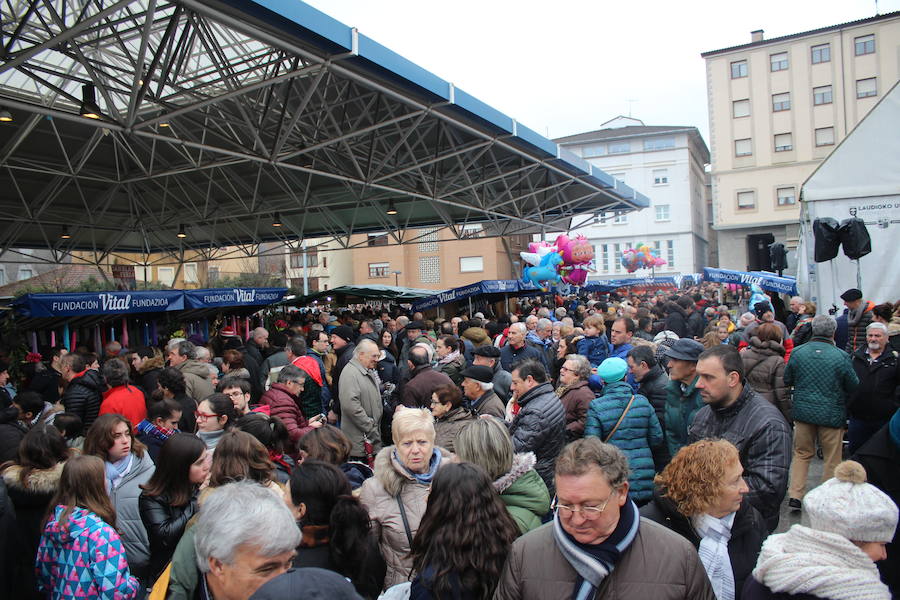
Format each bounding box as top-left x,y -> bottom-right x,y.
604,395 -> 635,443
396,493 -> 414,547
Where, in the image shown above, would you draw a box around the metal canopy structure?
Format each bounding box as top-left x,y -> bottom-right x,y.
0,0 -> 649,267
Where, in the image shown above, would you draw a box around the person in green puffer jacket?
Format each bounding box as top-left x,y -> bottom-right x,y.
455,418 -> 550,534
784,314 -> 858,506
662,340 -> 706,458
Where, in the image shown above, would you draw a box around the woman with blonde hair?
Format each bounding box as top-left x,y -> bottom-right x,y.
641,439 -> 767,599
358,407 -> 451,589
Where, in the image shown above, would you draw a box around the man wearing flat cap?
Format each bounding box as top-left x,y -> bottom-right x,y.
662,339 -> 706,458
460,365 -> 505,419
472,345 -> 511,403
842,288 -> 876,355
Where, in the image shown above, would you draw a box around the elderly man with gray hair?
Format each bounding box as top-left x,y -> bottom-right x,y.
847,320 -> 900,455
193,480 -> 300,600
339,338 -> 384,461
784,314 -> 859,510
167,340 -> 214,403
556,354 -> 594,440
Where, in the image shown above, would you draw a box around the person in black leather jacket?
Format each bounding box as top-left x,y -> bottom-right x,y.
138,433 -> 209,581
60,354 -> 103,429
628,345 -> 671,469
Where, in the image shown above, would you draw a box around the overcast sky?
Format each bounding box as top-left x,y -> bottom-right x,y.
303,0 -> 900,149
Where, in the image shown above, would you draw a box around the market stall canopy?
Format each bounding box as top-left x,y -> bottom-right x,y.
0,0 -> 649,264
702,268 -> 798,295
286,284 -> 440,306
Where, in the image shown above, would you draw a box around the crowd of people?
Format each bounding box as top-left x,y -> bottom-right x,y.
0,282 -> 897,600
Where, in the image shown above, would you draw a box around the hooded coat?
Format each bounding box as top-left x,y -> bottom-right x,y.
36,505 -> 140,599
174,359 -> 214,404
262,382 -> 317,450
3,461 -> 65,599
358,445 -> 452,589
664,304 -> 690,339
508,382 -> 566,496
664,376 -> 704,458
61,368 -> 104,429
493,452 -> 551,534
741,337 -> 790,421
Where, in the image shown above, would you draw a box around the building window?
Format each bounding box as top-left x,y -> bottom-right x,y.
735,138 -> 752,157
322,256 -> 327,268
0,267 -> 5,286
459,256 -> 484,273
461,224 -> 483,239
666,240 -> 675,268
184,262 -> 198,283
613,243 -> 622,273
732,99 -> 750,118
290,252 -> 318,268
367,233 -> 388,247
134,266 -> 151,283
419,256 -> 441,283
644,137 -> 675,151
737,191 -> 756,209
855,34 -> 875,56
815,127 -> 835,147
772,92 -> 791,112
731,60 -> 747,78
608,141 -> 630,154
599,244 -> 609,272
18,267 -> 34,281
157,267 -> 175,286
652,169 -> 669,185
208,266 -> 219,284
613,212 -> 628,225
582,144 -> 605,157
368,262 -> 390,278
813,85 -> 832,105
419,227 -> 439,252
655,205 -> 671,221
811,43 -> 830,64
777,186 -> 796,206
774,133 -> 793,152
856,78 -> 877,98
770,52 -> 789,72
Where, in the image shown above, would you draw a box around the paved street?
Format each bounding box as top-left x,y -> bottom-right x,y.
775,454 -> 825,533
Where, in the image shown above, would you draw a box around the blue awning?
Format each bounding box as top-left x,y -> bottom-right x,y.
412,280 -> 527,312
702,268 -> 798,295
184,288 -> 288,309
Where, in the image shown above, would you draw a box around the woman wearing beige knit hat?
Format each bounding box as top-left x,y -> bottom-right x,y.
743,460 -> 897,599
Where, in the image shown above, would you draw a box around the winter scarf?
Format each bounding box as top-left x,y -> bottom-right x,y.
753,524 -> 891,600
197,429 -> 225,450
437,350 -> 461,366
392,447 -> 442,486
553,496 -> 640,600
104,453 -> 132,491
136,419 -> 175,443
692,512 -> 735,600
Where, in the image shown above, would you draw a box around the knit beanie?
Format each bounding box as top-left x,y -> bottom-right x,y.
803,460 -> 898,543
889,408 -> 900,449
597,357 -> 628,383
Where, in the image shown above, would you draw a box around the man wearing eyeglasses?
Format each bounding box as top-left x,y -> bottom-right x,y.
217,376 -> 253,416
495,438 -> 715,600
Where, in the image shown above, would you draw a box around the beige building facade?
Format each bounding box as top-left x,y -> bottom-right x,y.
702,11 -> 900,272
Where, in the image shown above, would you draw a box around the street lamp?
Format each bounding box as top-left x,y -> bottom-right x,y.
391,270 -> 401,287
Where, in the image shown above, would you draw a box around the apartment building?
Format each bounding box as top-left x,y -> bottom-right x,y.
349,226 -> 530,290
702,11 -> 900,272
554,116 -> 712,277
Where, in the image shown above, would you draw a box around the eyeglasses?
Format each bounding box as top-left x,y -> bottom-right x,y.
559,366 -> 573,373
194,410 -> 218,420
224,391 -> 244,398
551,492 -> 616,518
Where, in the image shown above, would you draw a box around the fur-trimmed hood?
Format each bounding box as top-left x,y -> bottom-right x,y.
372,444 -> 453,497
493,452 -> 536,493
138,354 -> 165,374
2,461 -> 65,494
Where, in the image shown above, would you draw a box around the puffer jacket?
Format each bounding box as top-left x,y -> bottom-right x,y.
493,452 -> 550,534
3,462 -> 65,600
262,382 -> 316,450
358,445 -> 452,589
741,337 -> 790,421
638,364 -> 669,427
493,518 -> 716,600
845,300 -> 875,355
61,368 -> 104,428
689,385 -> 791,532
36,505 -> 140,599
108,451 -> 155,577
138,488 -> 200,581
175,359 -> 214,403
557,379 -> 594,439
784,338 -> 858,428
640,490 -> 768,599
664,376 -> 704,458
339,358 -> 384,457
433,406 -> 474,453
433,352 -> 467,387
584,380 -> 663,502
508,382 -> 566,496
849,346 -> 900,422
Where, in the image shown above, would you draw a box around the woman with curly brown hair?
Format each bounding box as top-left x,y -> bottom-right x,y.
410,462 -> 520,599
640,439 -> 768,600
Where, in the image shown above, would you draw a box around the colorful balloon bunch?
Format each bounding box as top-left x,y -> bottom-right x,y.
620,243 -> 666,273
519,234 -> 596,288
